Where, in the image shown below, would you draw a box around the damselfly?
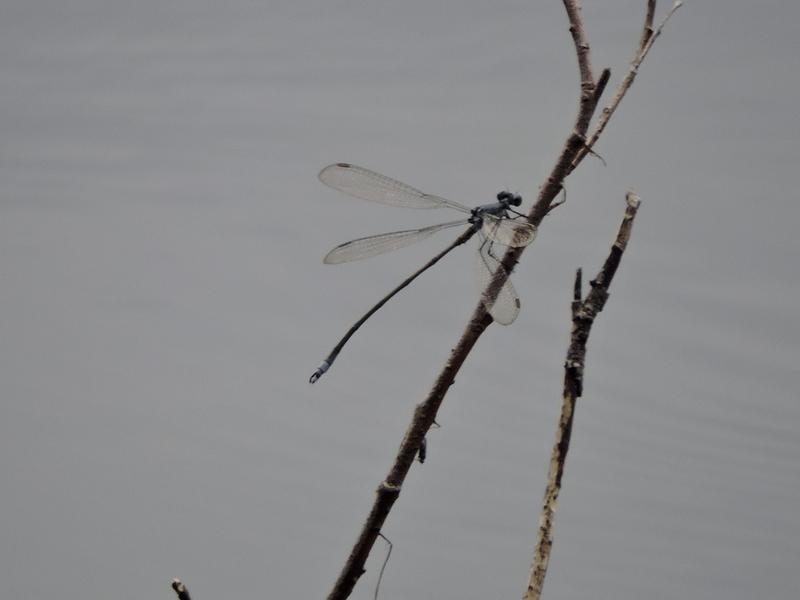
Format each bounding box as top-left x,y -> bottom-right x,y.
309,163 -> 536,383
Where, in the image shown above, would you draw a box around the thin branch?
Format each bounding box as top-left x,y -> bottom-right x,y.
325,1 -> 674,595
563,0 -> 595,87
571,0 -> 683,170
639,0 -> 657,51
524,191 -> 642,600
593,68 -> 612,107
373,533 -> 393,600
171,579 -> 192,600
562,0 -> 598,135
326,312 -> 493,600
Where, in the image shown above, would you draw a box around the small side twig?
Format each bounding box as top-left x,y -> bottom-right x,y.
524,192 -> 642,600
562,0 -> 598,135
171,579 -> 192,600
373,533 -> 393,600
571,0 -> 683,170
592,68 -> 612,106
639,0 -> 657,50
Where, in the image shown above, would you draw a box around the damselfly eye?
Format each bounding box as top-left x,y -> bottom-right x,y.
511,194 -> 522,206
497,191 -> 510,201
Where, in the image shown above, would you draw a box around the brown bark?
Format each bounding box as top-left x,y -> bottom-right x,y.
326,1 -> 680,597
524,192 -> 641,600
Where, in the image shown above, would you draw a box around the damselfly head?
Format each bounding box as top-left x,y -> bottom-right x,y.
497,190 -> 523,207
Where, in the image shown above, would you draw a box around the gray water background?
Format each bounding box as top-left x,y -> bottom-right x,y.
2,1 -> 799,598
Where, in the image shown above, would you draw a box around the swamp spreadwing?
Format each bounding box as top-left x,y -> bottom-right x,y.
309,163 -> 537,383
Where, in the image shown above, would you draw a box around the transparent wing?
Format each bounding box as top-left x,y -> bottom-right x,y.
319,163 -> 470,213
482,216 -> 537,248
324,219 -> 469,264
473,235 -> 521,325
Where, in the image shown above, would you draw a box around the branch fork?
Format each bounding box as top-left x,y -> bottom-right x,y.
326,2 -> 678,597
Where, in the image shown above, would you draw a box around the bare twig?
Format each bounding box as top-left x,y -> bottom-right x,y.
562,0 -> 598,135
373,533 -> 393,600
571,1 -> 683,170
524,192 -> 641,600
592,68 -> 612,110
171,578 -> 192,600
639,0 -> 657,50
325,1 -> 675,596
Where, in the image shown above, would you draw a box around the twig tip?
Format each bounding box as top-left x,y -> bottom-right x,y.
171,579 -> 191,600
625,190 -> 641,208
